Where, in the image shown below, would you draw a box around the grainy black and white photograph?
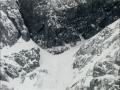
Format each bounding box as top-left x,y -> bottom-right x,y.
0,0 -> 120,90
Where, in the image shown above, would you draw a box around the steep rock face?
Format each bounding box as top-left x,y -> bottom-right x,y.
69,19 -> 120,90
0,0 -> 30,49
19,0 -> 120,52
0,10 -> 19,48
66,0 -> 120,39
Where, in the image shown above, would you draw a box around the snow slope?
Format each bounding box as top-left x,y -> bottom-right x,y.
1,36 -> 81,90
1,19 -> 120,90
37,43 -> 80,90
10,41 -> 80,90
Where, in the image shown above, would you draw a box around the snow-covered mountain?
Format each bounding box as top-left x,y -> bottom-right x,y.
0,0 -> 120,90
1,19 -> 119,90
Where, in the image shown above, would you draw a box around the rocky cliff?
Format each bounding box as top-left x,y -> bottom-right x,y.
0,0 -> 30,49
18,0 -> 120,53
0,1 -> 39,89
69,19 -> 120,90
1,0 -> 119,54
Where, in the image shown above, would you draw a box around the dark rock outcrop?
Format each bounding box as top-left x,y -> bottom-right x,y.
18,0 -> 120,50
13,48 -> 40,73
90,76 -> 119,90
69,19 -> 120,90
2,47 -> 40,79
93,61 -> 119,77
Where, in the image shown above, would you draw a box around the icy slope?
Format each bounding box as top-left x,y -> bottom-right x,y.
37,43 -> 80,90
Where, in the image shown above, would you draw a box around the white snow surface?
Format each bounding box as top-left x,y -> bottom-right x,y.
0,19 -> 119,90
1,37 -> 80,90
